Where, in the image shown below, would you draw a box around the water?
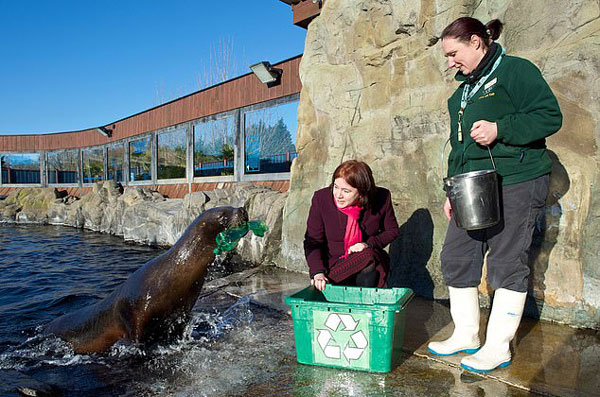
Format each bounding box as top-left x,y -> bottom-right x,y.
0,224 -> 287,397
0,225 -> 542,397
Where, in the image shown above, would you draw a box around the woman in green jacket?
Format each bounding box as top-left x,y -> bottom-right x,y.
427,17 -> 562,373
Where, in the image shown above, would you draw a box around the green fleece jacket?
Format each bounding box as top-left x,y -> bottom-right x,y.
446,45 -> 562,185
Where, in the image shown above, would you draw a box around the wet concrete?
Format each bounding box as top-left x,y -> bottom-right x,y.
213,265 -> 600,397
225,352 -> 531,397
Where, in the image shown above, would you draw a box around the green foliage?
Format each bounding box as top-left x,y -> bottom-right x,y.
158,165 -> 186,179
194,151 -> 220,163
221,143 -> 234,160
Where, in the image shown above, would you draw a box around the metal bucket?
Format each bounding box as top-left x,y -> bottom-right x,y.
441,139 -> 501,230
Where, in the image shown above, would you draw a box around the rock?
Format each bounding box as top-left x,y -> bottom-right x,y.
122,199 -> 183,246
0,182 -> 287,269
171,192 -> 210,238
2,204 -> 20,221
16,210 -> 43,223
122,186 -> 164,207
53,188 -> 68,199
64,196 -> 78,205
0,188 -> 54,223
235,188 -> 288,264
279,0 -> 600,328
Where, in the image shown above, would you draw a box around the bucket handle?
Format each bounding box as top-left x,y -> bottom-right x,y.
441,138 -> 497,182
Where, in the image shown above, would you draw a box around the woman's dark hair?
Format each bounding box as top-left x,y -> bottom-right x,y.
441,17 -> 503,47
330,160 -> 377,208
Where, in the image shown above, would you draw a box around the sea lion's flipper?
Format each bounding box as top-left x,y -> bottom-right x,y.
115,299 -> 136,339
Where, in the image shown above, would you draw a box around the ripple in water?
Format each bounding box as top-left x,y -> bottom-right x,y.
0,224 -> 285,397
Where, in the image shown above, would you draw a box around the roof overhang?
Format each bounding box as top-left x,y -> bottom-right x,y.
278,0 -> 322,29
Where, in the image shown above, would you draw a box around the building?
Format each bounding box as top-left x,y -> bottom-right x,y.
0,56 -> 301,198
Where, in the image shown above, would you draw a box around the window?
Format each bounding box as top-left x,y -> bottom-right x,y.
0,153 -> 41,184
244,100 -> 298,174
47,150 -> 79,184
194,116 -> 235,177
157,128 -> 186,180
107,142 -> 125,182
129,136 -> 152,182
82,147 -> 104,184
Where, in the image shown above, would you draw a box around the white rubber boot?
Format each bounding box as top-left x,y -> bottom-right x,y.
461,288 -> 527,373
428,286 -> 481,356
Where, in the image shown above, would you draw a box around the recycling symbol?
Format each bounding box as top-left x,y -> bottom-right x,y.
314,312 -> 369,366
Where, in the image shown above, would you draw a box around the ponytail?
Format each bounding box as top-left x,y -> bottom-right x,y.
441,17 -> 504,46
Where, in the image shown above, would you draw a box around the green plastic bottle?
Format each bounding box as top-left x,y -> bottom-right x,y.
213,220 -> 269,255
247,220 -> 268,237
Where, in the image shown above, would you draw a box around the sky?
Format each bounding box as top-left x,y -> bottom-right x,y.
0,1 -> 307,135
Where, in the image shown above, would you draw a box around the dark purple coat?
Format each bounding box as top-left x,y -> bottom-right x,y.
304,186 -> 400,277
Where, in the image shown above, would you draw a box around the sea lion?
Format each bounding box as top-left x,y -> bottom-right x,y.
44,206 -> 248,354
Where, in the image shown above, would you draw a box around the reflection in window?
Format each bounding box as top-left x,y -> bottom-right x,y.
129,136 -> 152,181
244,101 -> 298,174
82,147 -> 104,184
48,150 -> 79,184
0,153 -> 41,184
107,142 -> 125,182
158,129 -> 186,180
194,117 -> 234,177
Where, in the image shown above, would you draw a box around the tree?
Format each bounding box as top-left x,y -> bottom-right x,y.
198,37 -> 245,89
154,37 -> 246,105
246,117 -> 295,156
221,143 -> 234,160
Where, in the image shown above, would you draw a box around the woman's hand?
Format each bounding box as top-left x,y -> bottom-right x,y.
444,197 -> 452,221
311,273 -> 328,291
348,242 -> 369,254
470,120 -> 498,146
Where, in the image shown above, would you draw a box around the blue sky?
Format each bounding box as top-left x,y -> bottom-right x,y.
0,1 -> 306,135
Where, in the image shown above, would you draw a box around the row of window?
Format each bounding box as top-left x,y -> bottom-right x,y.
1,98 -> 298,186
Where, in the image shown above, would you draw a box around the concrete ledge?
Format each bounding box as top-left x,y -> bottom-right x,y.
219,265 -> 600,396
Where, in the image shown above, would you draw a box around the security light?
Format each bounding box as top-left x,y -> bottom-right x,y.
249,61 -> 283,87
96,126 -> 113,138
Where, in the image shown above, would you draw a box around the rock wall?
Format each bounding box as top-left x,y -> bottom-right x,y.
280,0 -> 600,328
0,181 -> 287,265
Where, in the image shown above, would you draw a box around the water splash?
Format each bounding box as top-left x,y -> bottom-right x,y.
0,295 -> 256,372
0,332 -> 97,371
0,224 -> 292,395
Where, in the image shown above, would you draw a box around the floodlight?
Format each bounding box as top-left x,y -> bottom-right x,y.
96,126 -> 113,138
249,61 -> 283,87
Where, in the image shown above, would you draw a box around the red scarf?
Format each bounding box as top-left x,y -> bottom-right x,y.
335,199 -> 363,259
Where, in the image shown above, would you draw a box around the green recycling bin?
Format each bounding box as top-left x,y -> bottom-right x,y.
285,285 -> 414,373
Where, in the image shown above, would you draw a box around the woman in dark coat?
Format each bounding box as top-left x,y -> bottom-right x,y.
304,160 -> 399,291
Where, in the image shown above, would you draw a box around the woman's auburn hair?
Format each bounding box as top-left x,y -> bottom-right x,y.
330,160 -> 377,208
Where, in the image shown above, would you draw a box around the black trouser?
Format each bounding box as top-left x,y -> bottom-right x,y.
441,175 -> 549,292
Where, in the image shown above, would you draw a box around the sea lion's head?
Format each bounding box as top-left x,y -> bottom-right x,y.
211,206 -> 248,230
188,206 -> 249,241
173,206 -> 249,256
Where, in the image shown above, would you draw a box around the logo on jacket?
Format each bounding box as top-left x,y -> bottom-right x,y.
479,77 -> 498,99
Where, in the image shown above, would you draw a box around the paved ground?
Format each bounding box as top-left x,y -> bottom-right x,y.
207,265 -> 600,397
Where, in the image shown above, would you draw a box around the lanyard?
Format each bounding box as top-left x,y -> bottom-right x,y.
457,47 -> 506,142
